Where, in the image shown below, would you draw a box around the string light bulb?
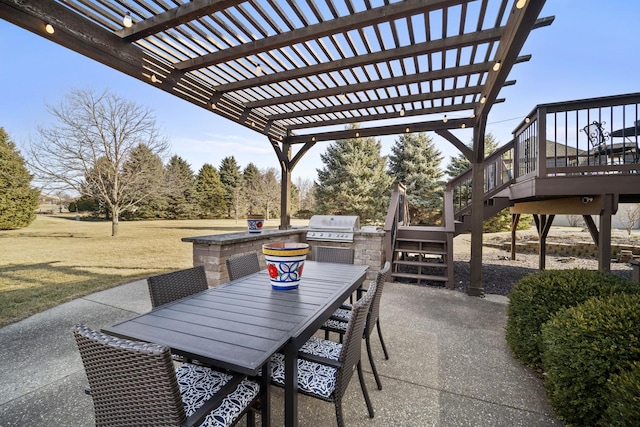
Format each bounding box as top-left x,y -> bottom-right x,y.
254,64 -> 262,75
399,107 -> 405,117
516,0 -> 526,9
123,12 -> 133,28
480,96 -> 486,104
150,74 -> 158,83
525,117 -> 531,124
45,24 -> 55,34
493,61 -> 501,72
311,136 -> 316,142
443,115 -> 448,123
355,132 -> 360,137
461,123 -> 466,128
405,127 -> 410,133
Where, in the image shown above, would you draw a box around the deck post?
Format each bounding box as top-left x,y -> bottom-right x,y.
469,116 -> 487,296
598,194 -> 615,272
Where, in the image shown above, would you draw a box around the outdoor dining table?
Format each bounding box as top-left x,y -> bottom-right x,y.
103,260 -> 368,427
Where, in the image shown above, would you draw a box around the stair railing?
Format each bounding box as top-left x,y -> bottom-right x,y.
383,182 -> 408,263
445,140 -> 516,219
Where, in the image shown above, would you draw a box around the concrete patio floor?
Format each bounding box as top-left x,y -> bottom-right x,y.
0,279 -> 561,426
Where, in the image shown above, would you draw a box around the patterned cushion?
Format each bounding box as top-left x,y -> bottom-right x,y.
333,307 -> 352,321
269,353 -> 337,399
323,318 -> 349,332
300,336 -> 342,360
176,363 -> 260,427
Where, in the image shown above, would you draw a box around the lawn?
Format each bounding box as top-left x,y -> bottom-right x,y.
0,214 -> 307,327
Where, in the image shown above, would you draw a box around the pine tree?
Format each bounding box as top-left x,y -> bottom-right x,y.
219,156 -> 244,221
0,128 -> 39,229
388,132 -> 444,224
164,155 -> 197,219
194,163 -> 225,218
243,163 -> 261,216
315,126 -> 392,223
122,144 -> 167,219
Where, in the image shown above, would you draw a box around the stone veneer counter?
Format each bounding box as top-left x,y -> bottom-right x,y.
182,228 -> 384,287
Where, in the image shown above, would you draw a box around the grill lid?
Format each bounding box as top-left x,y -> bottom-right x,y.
307,215 -> 360,231
306,215 -> 360,242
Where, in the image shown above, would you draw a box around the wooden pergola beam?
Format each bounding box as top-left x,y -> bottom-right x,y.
175,0 -> 464,72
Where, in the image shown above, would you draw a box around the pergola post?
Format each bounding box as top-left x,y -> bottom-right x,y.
469,115 -> 487,296
279,142 -> 292,230
598,194 -> 615,272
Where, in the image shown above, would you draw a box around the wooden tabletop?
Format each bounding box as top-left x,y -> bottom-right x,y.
103,261 -> 368,376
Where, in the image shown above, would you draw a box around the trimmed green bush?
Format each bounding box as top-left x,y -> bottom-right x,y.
540,294 -> 640,426
505,269 -> 637,369
601,361 -> 640,426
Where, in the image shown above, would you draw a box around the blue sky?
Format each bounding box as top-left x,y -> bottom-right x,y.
1,1 -> 638,183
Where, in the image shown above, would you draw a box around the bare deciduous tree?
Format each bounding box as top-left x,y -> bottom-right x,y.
28,88 -> 169,236
618,204 -> 640,236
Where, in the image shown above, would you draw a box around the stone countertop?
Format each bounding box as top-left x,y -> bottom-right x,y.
181,228 -> 305,245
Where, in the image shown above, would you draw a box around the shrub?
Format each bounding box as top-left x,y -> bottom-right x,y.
505,269 -> 638,369
601,361 -> 640,426
541,294 -> 640,426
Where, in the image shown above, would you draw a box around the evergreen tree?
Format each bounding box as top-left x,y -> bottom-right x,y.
122,144 -> 167,219
315,126 -> 392,223
445,133 -> 499,178
0,128 -> 39,229
194,163 -> 225,218
243,163 -> 261,216
388,132 -> 444,225
219,156 -> 244,221
164,155 -> 197,219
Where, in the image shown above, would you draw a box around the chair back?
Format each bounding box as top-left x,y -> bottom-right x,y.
314,246 -> 354,264
147,265 -> 208,308
334,280 -> 376,400
365,261 -> 391,338
226,252 -> 261,281
72,325 -> 185,427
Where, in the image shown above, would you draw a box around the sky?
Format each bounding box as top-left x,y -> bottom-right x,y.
1,1 -> 639,184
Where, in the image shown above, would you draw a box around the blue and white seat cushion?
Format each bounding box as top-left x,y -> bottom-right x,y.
331,307 -> 352,322
176,363 -> 260,427
323,317 -> 349,331
269,352 -> 337,400
300,336 -> 342,360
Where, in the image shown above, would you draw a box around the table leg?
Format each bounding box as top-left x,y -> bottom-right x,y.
284,342 -> 298,427
260,360 -> 271,427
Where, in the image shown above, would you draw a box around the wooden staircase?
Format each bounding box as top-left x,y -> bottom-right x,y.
384,146 -> 516,288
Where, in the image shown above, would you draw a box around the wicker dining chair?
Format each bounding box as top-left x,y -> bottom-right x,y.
314,246 -> 355,264
269,281 -> 377,427
226,252 -> 261,281
147,265 -> 208,308
72,324 -> 259,427
321,261 -> 391,390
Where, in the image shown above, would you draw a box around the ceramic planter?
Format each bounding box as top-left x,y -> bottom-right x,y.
247,214 -> 265,233
262,242 -> 310,290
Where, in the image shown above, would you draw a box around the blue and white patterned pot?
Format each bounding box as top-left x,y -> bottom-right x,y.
262,242 -> 310,290
247,214 -> 264,233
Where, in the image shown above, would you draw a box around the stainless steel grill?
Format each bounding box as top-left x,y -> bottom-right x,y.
306,215 -> 360,243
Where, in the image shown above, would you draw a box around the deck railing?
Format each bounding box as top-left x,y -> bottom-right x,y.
513,92 -> 640,178
447,92 -> 640,219
383,182 -> 408,263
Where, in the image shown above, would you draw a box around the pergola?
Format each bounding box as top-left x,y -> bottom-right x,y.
0,0 -> 553,294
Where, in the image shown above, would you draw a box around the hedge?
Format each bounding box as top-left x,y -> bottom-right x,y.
541,294 -> 640,426
601,361 -> 640,426
505,269 -> 637,369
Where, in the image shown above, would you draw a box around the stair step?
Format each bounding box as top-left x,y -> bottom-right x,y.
395,238 -> 446,244
394,248 -> 447,255
393,260 -> 446,269
391,272 -> 448,282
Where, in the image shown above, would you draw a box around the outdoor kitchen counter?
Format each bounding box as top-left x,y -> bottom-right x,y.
182,227 -> 384,287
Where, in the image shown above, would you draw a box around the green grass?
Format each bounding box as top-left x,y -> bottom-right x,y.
0,214 -> 306,327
